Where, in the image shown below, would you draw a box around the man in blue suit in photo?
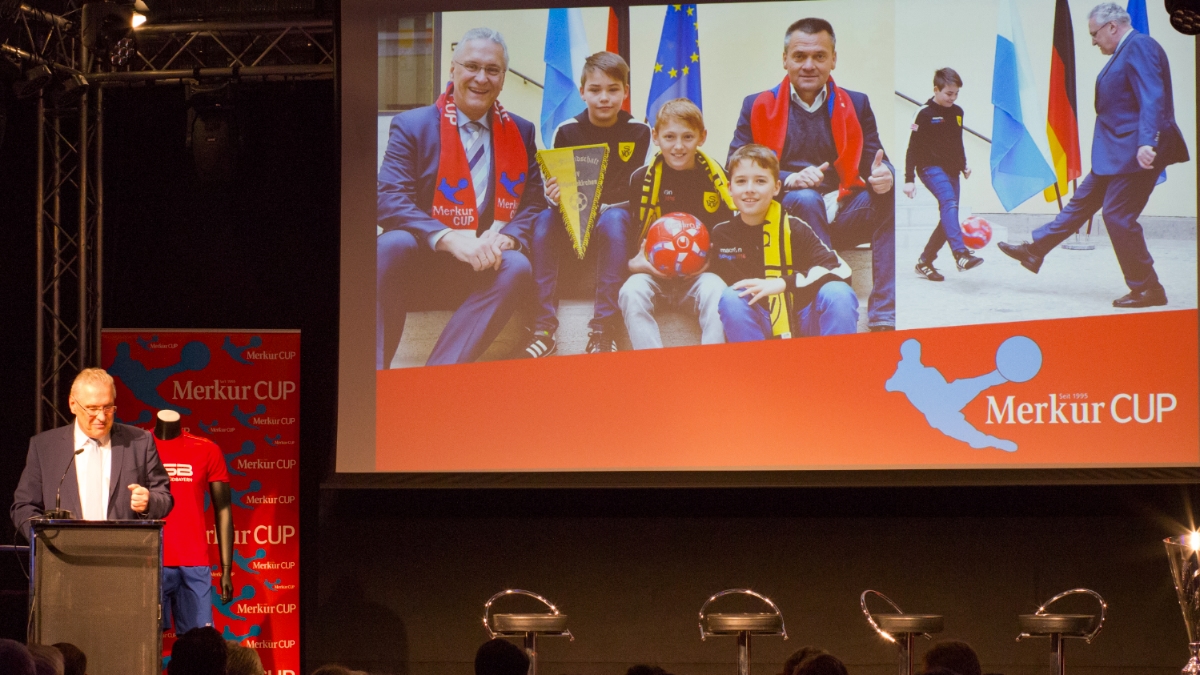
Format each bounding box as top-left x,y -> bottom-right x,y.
377,28 -> 545,368
728,18 -> 896,331
999,2 -> 1189,308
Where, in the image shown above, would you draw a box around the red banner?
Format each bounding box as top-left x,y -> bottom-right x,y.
101,330 -> 300,675
377,311 -> 1198,470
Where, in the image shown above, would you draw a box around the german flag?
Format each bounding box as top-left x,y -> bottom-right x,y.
1044,0 -> 1081,202
607,7 -> 631,113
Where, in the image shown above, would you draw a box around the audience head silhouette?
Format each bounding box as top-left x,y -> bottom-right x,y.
475,638 -> 530,675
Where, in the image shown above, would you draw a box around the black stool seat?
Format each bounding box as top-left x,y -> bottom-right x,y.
492,613 -> 569,634
874,614 -> 944,635
705,613 -> 785,634
1018,614 -> 1095,636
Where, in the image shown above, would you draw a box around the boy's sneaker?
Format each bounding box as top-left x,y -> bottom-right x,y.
585,330 -> 618,354
954,249 -> 983,271
915,259 -> 944,282
518,332 -> 557,359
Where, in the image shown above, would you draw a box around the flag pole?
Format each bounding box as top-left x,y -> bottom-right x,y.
1061,177 -> 1095,250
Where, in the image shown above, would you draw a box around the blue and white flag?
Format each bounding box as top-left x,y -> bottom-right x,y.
1127,0 -> 1167,184
540,8 -> 590,148
991,0 -> 1057,211
646,4 -> 702,128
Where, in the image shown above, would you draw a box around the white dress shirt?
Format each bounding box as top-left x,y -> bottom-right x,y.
72,422 -> 112,520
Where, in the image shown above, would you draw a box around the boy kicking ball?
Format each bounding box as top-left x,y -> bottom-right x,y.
903,67 -> 981,281
713,144 -> 858,340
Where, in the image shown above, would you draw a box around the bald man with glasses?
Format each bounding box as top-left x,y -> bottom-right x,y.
377,27 -> 545,368
11,368 -> 173,541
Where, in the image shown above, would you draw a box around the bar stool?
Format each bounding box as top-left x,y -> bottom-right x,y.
483,589 -> 572,675
860,590 -> 944,675
699,589 -> 788,675
1016,588 -> 1106,675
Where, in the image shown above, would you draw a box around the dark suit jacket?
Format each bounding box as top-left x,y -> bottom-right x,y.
376,104 -> 546,251
729,86 -> 893,190
10,423 -> 174,540
1093,30 -> 1188,175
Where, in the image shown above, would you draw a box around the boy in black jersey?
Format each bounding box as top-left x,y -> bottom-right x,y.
903,67 -> 982,281
618,99 -> 735,349
520,52 -> 652,358
713,144 -> 858,340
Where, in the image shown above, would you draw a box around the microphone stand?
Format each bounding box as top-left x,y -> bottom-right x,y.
43,447 -> 85,520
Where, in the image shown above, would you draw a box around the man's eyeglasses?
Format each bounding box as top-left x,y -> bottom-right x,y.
78,404 -> 116,418
1090,21 -> 1113,38
454,60 -> 505,79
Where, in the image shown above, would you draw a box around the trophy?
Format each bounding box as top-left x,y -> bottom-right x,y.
698,588 -> 788,675
1015,588 -> 1106,675
860,590 -> 944,675
1165,533 -> 1200,674
483,589 -> 572,675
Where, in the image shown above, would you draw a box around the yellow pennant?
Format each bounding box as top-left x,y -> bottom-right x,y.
536,144 -> 610,259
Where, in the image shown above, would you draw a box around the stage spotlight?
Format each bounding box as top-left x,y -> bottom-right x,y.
82,1 -> 141,66
46,72 -> 89,109
1165,0 -> 1200,34
12,64 -> 53,99
187,83 -> 239,183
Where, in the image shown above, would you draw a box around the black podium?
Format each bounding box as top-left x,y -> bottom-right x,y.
29,520 -> 164,675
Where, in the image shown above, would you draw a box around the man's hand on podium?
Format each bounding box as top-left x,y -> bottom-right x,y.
220,565 -> 234,604
128,484 -> 149,513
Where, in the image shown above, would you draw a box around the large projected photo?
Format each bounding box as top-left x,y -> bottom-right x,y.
338,0 -> 1199,475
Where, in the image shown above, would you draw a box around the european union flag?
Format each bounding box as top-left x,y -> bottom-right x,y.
646,4 -> 702,128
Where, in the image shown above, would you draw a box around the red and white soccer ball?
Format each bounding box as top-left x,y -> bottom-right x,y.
645,212 -> 710,277
961,216 -> 993,250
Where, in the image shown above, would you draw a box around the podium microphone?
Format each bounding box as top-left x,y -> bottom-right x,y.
44,447 -> 85,520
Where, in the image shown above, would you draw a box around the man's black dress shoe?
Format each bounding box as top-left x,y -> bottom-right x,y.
997,241 -> 1044,273
1113,286 -> 1168,308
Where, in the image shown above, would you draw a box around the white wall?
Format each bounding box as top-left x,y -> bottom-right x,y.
895,0 -> 1196,217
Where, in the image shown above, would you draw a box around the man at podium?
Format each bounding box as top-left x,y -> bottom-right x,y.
10,368 -> 173,539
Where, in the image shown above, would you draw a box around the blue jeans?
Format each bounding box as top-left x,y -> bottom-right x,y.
917,166 -> 967,261
717,282 -> 859,341
781,187 -> 894,328
531,205 -> 635,334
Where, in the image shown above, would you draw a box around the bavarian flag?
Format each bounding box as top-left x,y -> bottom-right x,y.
536,144 -> 610,259
646,4 -> 702,128
1043,0 -> 1081,203
991,0 -> 1056,211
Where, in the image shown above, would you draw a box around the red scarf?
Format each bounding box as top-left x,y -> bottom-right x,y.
431,83 -> 528,230
750,77 -> 866,201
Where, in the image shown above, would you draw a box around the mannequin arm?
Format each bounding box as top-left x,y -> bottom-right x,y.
209,481 -> 234,604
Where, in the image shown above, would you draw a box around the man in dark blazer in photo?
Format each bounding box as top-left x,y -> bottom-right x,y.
376,27 -> 545,368
999,2 -> 1189,308
11,368 -> 173,541
728,17 -> 896,331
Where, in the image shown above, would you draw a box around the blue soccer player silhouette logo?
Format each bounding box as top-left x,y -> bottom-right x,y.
222,335 -> 262,365
885,336 -> 1042,452
210,583 -> 254,621
107,340 -> 210,415
438,177 -> 469,205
